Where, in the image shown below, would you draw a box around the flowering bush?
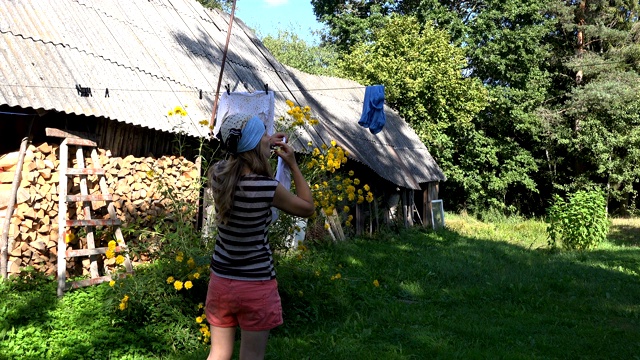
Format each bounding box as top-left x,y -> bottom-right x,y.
272,100 -> 375,243
102,104 -> 214,349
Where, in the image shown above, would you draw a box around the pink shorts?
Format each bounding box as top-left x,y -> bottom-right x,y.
205,271 -> 283,331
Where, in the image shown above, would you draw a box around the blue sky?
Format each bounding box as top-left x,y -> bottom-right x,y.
234,0 -> 323,45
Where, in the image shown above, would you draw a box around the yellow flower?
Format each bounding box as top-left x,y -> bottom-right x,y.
198,303 -> 204,309
174,280 -> 184,291
115,255 -> 125,265
373,279 -> 380,287
166,276 -> 175,284
176,254 -> 184,262
330,140 -> 337,147
193,272 -> 200,279
308,141 -> 313,146
187,258 -> 196,268
105,249 -> 115,259
364,184 -> 370,192
354,178 -> 360,185
123,294 -> 129,302
167,110 -> 174,116
109,280 -> 116,287
348,170 -> 354,176
324,223 -> 330,230
64,230 -> 75,244
174,106 -> 187,116
196,316 -> 203,324
108,240 -> 117,250
286,99 -> 294,107
119,302 -> 127,311
366,192 -> 374,203
343,206 -> 350,213
185,281 -> 193,290
199,119 -> 209,125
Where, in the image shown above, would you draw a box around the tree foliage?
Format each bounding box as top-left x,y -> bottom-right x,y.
262,30 -> 339,77
338,15 -> 496,210
310,0 -> 640,215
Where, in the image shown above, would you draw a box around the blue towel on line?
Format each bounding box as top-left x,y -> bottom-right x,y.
358,85 -> 386,135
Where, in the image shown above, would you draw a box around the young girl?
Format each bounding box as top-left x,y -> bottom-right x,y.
206,113 -> 314,360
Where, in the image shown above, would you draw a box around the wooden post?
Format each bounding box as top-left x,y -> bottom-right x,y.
356,202 -> 363,236
57,139 -> 69,296
1,137 -> 29,279
423,184 -> 432,229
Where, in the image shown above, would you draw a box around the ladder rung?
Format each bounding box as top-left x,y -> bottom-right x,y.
65,168 -> 106,175
66,246 -> 126,258
66,219 -> 122,227
66,194 -> 113,202
65,272 -> 133,290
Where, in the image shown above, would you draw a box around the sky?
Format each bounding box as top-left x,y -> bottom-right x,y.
233,0 -> 323,45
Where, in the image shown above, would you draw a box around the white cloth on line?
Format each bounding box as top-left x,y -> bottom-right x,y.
214,91 -> 275,136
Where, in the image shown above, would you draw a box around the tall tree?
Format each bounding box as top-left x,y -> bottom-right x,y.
540,0 -> 640,212
338,15 -> 491,210
317,0 -> 558,213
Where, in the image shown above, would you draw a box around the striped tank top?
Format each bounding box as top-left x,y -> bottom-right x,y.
211,172 -> 279,281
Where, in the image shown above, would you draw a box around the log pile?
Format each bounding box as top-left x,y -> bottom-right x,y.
0,142 -> 199,277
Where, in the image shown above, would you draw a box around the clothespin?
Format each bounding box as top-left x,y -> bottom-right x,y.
105,88 -> 110,97
264,83 -> 269,94
75,84 -> 92,97
225,84 -> 230,95
199,89 -> 203,99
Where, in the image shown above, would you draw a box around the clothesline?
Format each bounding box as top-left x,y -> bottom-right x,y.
0,83 -> 368,94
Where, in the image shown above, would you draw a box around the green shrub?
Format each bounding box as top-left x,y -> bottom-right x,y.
546,189 -> 610,250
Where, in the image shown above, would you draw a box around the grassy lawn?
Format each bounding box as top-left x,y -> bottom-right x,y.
1,214 -> 639,359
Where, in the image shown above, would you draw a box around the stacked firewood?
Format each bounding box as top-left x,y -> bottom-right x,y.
0,142 -> 200,276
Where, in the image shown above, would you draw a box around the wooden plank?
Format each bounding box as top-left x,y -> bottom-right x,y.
45,128 -> 97,142
57,139 -> 69,297
66,137 -> 97,147
66,245 -> 126,258
65,168 -> 105,175
76,148 -> 99,279
66,194 -> 113,202
66,219 -> 121,227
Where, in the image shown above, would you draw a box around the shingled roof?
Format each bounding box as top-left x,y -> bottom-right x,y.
0,0 -> 445,190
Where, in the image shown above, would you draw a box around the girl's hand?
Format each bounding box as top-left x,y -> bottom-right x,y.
270,132 -> 286,147
274,141 -> 296,167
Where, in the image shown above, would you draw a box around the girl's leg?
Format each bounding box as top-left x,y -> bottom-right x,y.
207,326 -> 236,360
238,330 -> 270,360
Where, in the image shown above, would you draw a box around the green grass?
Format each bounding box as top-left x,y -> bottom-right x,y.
2,213 -> 639,359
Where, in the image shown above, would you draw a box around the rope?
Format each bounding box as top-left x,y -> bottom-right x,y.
209,0 -> 237,137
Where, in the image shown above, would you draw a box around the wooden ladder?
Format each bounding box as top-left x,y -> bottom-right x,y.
47,128 -> 133,296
